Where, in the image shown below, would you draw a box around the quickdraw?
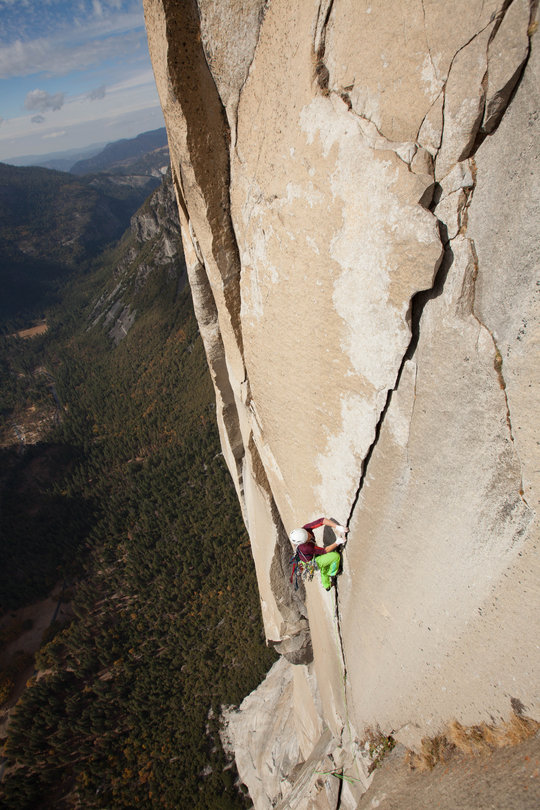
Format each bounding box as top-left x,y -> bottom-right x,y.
290,549 -> 317,590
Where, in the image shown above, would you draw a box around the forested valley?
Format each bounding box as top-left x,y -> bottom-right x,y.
0,164 -> 275,809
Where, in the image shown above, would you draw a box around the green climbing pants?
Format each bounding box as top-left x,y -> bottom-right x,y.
315,551 -> 341,589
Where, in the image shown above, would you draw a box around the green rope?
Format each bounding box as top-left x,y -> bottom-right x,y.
314,769 -> 363,785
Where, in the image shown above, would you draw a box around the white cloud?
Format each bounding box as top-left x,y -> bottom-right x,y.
4,75 -> 159,139
0,26 -> 145,79
0,2 -> 165,161
0,103 -> 164,160
0,77 -> 162,155
108,69 -> 156,94
25,88 -> 64,112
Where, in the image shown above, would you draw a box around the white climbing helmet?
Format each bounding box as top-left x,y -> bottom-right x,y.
289,528 -> 309,546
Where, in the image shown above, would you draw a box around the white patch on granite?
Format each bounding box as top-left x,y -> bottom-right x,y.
421,52 -> 444,99
316,393 -> 376,513
301,96 -> 435,391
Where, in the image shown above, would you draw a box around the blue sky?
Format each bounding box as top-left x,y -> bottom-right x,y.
0,0 -> 165,161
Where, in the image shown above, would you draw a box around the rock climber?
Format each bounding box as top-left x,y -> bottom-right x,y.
289,517 -> 349,590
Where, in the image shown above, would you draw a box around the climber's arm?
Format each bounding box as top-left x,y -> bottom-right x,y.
322,517 -> 349,534
303,517 -> 349,533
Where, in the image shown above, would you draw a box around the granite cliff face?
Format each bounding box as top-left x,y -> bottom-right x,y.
143,1 -> 539,806
91,174 -> 186,345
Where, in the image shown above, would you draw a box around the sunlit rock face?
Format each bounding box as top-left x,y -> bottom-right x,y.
144,1 -> 539,806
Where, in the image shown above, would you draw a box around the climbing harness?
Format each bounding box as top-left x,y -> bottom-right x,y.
290,548 -> 317,590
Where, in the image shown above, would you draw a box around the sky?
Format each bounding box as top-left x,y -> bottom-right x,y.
0,0 -> 165,161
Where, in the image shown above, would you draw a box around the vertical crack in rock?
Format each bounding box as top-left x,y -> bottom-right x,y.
248,436 -> 313,664
466,238 -> 531,508
332,578 -> 350,743
415,89 -> 444,151
439,9 -> 536,508
170,164 -> 190,226
343,1 -> 535,531
171,166 -> 245,486
435,1 -> 532,176
343,224 -> 450,534
314,0 -> 335,58
152,0 -> 252,509
161,0 -> 244,357
331,227 -> 453,784
435,27 -> 487,172
313,0 -> 335,93
197,0 -> 270,149
233,2 -> 271,147
479,0 -> 535,138
420,0 -> 438,87
334,765 -> 344,810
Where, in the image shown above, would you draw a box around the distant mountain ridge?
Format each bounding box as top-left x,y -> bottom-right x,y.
0,162 -> 159,325
2,142 -> 107,172
70,127 -> 168,175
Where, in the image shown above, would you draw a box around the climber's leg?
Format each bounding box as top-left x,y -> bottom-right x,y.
315,551 -> 341,589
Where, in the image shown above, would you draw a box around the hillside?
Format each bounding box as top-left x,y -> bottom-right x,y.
2,142 -> 107,172
0,174 -> 182,610
70,127 -> 168,175
0,174 -> 275,807
144,1 -> 540,807
0,162 -> 159,327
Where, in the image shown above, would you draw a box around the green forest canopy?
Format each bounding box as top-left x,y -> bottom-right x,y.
0,190 -> 275,809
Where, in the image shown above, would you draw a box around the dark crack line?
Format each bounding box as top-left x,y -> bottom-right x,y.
337,9 -> 534,795
345,387 -> 393,531
415,88 -> 444,149
333,579 -> 346,680
474,2 -> 536,145
313,1 -> 336,95
344,3 -> 535,529
334,765 -> 344,810
332,575 -> 357,810
334,238 -> 453,800
233,2 -> 271,150
315,0 -> 335,58
467,239 -> 531,509
326,244 -> 451,788
443,15 -> 500,85
341,100 -> 415,159
346,225 -> 452,531
321,10 -> 526,798
433,15 -> 501,171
